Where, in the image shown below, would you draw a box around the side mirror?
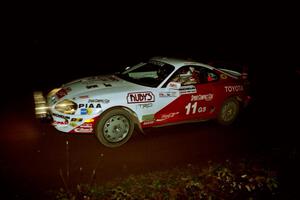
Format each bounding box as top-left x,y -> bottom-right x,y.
166,81 -> 181,89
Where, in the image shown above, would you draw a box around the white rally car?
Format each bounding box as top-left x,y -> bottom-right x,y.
34,57 -> 250,147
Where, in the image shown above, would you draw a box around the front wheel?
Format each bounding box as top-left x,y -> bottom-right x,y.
217,97 -> 240,125
95,108 -> 134,147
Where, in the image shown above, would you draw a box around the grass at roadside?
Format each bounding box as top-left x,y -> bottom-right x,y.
53,157 -> 279,200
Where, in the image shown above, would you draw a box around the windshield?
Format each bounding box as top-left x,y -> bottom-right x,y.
116,60 -> 175,87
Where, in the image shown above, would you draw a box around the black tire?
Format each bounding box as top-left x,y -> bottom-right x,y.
217,97 -> 240,125
95,108 -> 134,147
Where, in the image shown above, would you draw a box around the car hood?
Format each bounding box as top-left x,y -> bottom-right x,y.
55,74 -> 139,100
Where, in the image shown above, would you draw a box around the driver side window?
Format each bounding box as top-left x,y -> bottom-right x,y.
164,65 -> 219,87
169,66 -> 200,86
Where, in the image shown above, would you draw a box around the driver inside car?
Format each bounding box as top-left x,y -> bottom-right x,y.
173,67 -> 200,85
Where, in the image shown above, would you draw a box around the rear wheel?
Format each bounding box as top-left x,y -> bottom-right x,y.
95,108 -> 134,147
217,97 -> 239,125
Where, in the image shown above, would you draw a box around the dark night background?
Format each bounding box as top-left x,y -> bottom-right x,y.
3,9 -> 299,122
3,7 -> 299,98
1,5 -> 300,199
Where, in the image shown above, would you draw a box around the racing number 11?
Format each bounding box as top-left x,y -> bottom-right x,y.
185,102 -> 206,115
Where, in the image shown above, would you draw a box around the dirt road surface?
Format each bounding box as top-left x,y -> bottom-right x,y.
0,92 -> 298,199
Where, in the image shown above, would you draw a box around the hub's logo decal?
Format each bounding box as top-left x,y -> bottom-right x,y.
127,91 -> 155,104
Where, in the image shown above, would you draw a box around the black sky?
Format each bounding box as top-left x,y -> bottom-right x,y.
1,5 -> 299,133
4,6 -> 300,97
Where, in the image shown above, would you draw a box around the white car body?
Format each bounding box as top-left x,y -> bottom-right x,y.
35,57 -> 249,147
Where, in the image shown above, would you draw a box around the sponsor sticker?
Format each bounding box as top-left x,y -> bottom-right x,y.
149,60 -> 165,66
56,87 -> 71,99
80,108 -> 93,115
179,86 -> 197,94
78,103 -> 101,109
74,123 -> 93,133
71,118 -> 83,122
52,120 -> 68,126
73,96 -> 89,100
159,92 -> 177,97
69,122 -> 77,127
162,112 -> 179,119
168,82 -> 181,89
53,113 -> 70,120
142,120 -> 155,125
79,95 -> 89,99
142,114 -> 155,121
224,85 -> 244,92
138,103 -> 153,109
86,85 -> 98,89
127,91 -> 155,104
191,94 -> 214,101
74,127 -> 93,133
88,99 -> 110,103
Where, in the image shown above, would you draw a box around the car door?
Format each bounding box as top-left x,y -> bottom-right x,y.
153,65 -> 216,125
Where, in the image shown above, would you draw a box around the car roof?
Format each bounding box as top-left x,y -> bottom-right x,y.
150,56 -> 215,70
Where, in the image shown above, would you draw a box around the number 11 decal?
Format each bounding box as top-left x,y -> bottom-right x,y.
185,102 -> 206,115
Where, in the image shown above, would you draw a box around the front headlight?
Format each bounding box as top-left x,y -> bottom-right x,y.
55,99 -> 78,115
